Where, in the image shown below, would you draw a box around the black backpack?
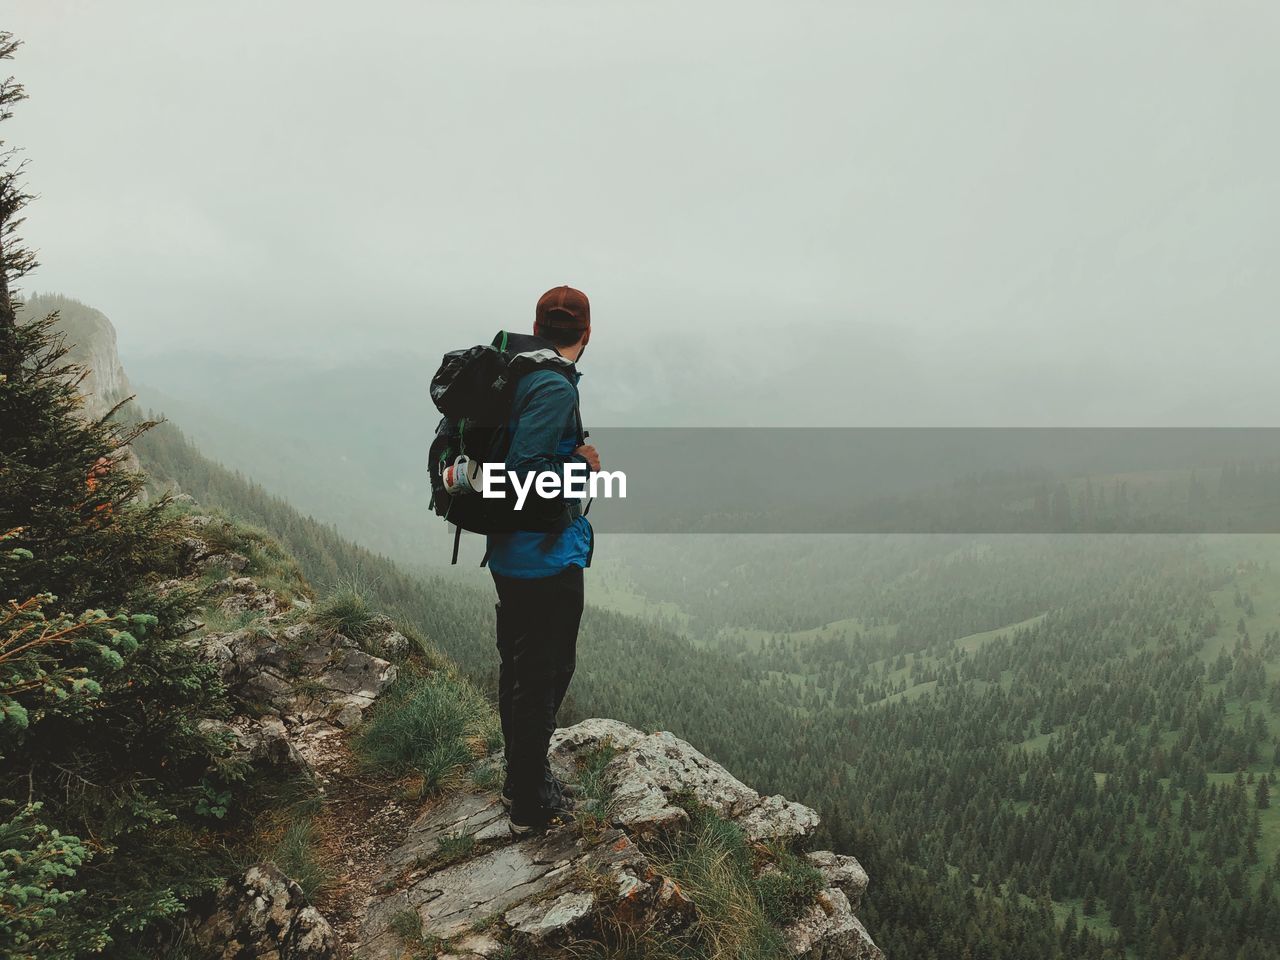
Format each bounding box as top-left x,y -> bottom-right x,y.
428,330 -> 583,562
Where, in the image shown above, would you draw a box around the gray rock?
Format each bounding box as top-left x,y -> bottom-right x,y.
199,624 -> 395,722
219,579 -> 289,617
315,647 -> 396,701
806,850 -> 870,912
179,536 -> 213,564
504,889 -> 595,939
784,888 -> 884,960
357,719 -> 876,960
279,622 -> 312,644
200,716 -> 313,777
240,717 -> 313,773
548,717 -> 646,760
192,863 -> 337,959
334,702 -> 363,728
550,720 -> 819,842
198,550 -> 250,575
375,630 -> 412,660
359,792 -> 663,959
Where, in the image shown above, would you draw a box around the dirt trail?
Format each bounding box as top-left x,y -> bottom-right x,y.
293,726 -> 420,955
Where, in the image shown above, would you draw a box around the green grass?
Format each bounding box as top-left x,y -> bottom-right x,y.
313,579 -> 381,644
266,818 -> 332,903
354,669 -> 500,792
194,512 -> 309,600
434,831 -> 476,867
389,907 -> 422,941
642,808 -> 804,960
953,614 -> 1047,654
752,846 -> 824,927
469,757 -> 505,792
387,907 -> 442,956
562,805 -> 819,960
1017,731 -> 1055,753
876,679 -> 938,707
573,741 -> 621,834
586,563 -> 691,631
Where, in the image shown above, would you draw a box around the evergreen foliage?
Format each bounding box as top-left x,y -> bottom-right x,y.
0,36 -> 232,955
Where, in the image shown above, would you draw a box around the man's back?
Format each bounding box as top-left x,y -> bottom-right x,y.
485,366 -> 592,578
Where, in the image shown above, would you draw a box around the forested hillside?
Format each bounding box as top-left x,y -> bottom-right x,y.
130,407 -> 1280,959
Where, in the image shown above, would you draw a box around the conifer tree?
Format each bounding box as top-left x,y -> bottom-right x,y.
0,33 -> 231,958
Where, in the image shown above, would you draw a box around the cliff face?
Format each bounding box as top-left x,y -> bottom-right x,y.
21,293 -> 135,419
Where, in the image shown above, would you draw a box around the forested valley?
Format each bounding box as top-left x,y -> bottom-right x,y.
134,419 -> 1280,960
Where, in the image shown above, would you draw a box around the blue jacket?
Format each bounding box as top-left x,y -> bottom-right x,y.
485,368 -> 593,578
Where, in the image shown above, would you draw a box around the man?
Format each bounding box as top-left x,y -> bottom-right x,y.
488,284 -> 599,834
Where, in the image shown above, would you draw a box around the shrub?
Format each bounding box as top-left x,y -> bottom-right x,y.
753,846 -> 824,926
0,802 -> 90,959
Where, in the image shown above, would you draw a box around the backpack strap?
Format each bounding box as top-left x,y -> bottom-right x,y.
451,525 -> 462,565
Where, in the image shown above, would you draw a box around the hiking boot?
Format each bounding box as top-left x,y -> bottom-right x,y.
508,794 -> 576,836
501,773 -> 580,810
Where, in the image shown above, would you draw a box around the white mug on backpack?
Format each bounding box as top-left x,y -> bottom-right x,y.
442,455 -> 481,495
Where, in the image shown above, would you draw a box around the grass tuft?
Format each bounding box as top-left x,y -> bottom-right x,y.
314,579 -> 381,643
389,907 -> 423,941
470,757 -> 505,792
652,811 -> 787,960
434,831 -> 476,867
354,670 -> 499,792
565,804 -> 818,960
574,741 -> 621,835
265,817 -> 332,903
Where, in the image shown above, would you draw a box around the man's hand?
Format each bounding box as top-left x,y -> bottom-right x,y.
574,444 -> 600,471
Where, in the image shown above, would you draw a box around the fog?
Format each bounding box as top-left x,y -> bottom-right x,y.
8,1 -> 1280,424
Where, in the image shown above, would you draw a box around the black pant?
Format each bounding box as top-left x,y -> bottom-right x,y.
493,566 -> 584,813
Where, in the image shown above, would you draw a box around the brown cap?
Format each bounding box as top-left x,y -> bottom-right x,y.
535,285 -> 591,336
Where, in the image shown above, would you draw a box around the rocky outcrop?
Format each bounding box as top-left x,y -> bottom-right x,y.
200,617 -> 397,726
169,520 -> 880,959
30,294 -> 147,485
806,850 -> 870,911
357,718 -> 882,960
28,294 -> 134,420
784,889 -> 881,960
548,717 -> 820,842
171,518 -> 397,736
177,527 -> 881,959
191,864 -> 338,960
360,794 -> 662,956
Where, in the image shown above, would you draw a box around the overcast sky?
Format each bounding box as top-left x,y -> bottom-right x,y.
6,1 -> 1279,423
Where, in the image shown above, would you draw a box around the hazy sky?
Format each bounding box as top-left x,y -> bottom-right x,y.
7,1 -> 1280,423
